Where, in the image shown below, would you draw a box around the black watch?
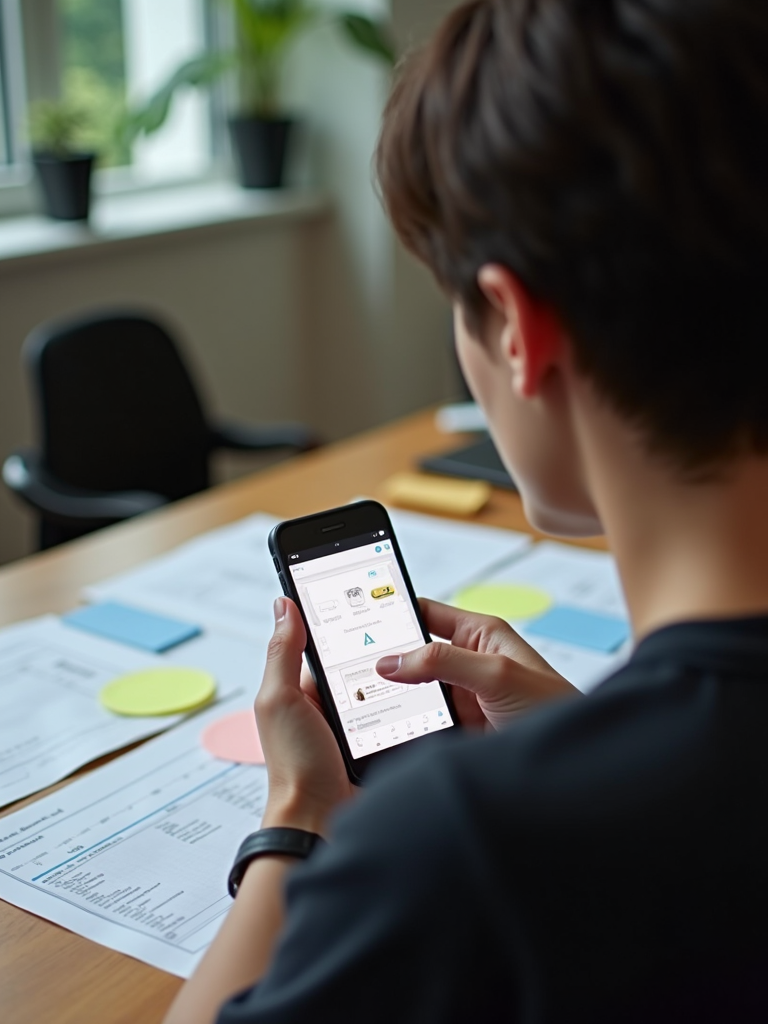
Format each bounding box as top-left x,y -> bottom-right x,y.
227,827 -> 325,897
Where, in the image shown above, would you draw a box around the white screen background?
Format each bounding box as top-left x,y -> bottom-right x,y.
290,539 -> 454,757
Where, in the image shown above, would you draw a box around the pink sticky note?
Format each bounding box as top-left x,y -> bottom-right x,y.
201,709 -> 265,765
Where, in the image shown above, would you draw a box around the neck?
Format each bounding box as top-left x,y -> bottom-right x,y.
573,393 -> 768,640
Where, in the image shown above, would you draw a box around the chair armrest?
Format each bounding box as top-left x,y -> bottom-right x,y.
2,451 -> 168,526
210,418 -> 321,453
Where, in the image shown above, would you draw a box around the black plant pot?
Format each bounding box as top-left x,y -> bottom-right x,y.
228,116 -> 293,189
33,152 -> 95,221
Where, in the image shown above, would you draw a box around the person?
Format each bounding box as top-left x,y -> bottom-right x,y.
164,1 -> 768,1021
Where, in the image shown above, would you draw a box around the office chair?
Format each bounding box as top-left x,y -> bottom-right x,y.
3,310 -> 319,549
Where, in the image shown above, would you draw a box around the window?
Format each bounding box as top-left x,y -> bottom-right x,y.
0,0 -> 215,214
0,0 -> 25,175
0,36 -> 10,166
120,0 -> 213,182
59,0 -> 129,167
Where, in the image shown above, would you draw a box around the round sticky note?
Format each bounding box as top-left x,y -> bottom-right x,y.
201,709 -> 265,765
99,667 -> 216,717
452,583 -> 553,621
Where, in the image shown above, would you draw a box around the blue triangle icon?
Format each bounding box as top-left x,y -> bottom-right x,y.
364,633 -> 375,646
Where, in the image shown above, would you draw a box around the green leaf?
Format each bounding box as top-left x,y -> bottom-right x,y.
338,13 -> 396,66
231,0 -> 315,114
123,51 -> 235,144
233,0 -> 314,58
121,3 -> 397,138
28,97 -> 93,156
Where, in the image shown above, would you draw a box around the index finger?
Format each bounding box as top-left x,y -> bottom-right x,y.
418,597 -> 507,650
419,597 -> 566,675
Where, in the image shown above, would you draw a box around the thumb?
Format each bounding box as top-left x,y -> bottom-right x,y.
260,597 -> 307,701
377,641 -> 522,703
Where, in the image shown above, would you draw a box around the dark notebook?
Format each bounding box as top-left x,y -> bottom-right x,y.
419,436 -> 517,491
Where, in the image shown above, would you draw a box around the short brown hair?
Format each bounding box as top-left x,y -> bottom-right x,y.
377,0 -> 768,471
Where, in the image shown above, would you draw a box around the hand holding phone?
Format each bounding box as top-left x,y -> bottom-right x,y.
255,596 -> 357,834
269,501 -> 458,784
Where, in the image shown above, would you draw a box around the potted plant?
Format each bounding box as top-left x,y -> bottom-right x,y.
28,98 -> 98,221
126,0 -> 396,189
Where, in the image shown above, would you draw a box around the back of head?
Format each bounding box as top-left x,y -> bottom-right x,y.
377,0 -> 768,474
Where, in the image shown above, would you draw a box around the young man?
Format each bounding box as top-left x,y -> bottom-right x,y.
165,1 -> 767,1021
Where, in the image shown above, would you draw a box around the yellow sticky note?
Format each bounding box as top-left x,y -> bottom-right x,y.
383,472 -> 491,516
453,583 -> 553,620
99,667 -> 216,717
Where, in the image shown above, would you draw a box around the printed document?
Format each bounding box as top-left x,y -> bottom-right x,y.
456,541 -> 632,691
85,513 -> 283,644
0,617 -> 248,809
0,700 -> 264,978
387,507 -> 531,598
86,509 -> 531,639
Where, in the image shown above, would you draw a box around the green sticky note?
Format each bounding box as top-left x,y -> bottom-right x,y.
452,583 -> 553,621
99,667 -> 216,717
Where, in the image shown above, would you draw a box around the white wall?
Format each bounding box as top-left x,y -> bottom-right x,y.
283,0 -> 462,437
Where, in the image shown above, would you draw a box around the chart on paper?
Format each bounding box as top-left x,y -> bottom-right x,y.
0,703 -> 268,978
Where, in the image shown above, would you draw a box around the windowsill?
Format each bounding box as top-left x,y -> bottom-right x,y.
0,180 -> 331,274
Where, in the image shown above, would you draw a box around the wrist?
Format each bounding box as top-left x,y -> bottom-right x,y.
229,827 -> 324,898
262,789 -> 334,838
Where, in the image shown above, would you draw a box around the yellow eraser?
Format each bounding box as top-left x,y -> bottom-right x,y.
382,472 -> 491,516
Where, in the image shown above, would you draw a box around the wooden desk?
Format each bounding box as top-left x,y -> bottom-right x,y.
0,409 -> 605,1024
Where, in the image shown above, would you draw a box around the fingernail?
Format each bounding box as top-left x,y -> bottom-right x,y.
376,655 -> 401,677
274,597 -> 287,623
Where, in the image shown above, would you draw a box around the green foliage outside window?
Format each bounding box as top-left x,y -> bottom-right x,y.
58,0 -> 130,166
126,0 -> 396,147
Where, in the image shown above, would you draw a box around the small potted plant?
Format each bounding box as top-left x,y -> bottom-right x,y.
28,98 -> 98,221
126,0 -> 395,189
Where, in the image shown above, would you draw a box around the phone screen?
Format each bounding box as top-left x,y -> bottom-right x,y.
287,528 -> 455,759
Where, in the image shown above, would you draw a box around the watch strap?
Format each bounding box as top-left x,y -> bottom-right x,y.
228,827 -> 324,898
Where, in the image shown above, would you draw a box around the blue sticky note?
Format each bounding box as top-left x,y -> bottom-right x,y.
525,606 -> 629,653
63,602 -> 201,653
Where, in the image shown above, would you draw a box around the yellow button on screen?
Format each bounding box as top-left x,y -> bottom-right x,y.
371,585 -> 396,599
99,667 -> 216,717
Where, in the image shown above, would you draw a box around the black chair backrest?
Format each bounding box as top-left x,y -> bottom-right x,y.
24,311 -> 212,501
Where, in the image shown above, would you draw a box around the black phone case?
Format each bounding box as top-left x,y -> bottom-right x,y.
268,501 -> 457,784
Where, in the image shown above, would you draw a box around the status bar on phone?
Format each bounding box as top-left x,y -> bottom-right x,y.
288,530 -> 391,564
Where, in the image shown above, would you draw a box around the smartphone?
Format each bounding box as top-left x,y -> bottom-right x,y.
269,500 -> 458,783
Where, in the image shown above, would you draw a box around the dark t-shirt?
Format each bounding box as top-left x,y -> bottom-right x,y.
219,617 -> 768,1023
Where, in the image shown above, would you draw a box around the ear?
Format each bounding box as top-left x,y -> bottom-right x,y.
477,265 -> 563,398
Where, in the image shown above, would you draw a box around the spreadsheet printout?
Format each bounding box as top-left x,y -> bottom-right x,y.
0,699 -> 266,978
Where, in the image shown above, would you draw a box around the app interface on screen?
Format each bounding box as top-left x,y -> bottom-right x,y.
289,530 -> 454,758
